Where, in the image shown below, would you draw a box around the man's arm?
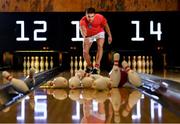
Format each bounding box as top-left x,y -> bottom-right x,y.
104,23 -> 112,44
80,25 -> 87,38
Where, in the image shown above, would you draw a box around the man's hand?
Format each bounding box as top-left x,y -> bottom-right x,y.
108,36 -> 112,44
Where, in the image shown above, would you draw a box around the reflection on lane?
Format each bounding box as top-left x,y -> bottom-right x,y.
1,86 -> 179,123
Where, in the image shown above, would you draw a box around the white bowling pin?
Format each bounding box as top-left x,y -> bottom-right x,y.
75,69 -> 87,79
81,77 -> 94,88
2,71 -> 29,93
92,77 -> 109,90
24,68 -> 36,90
109,53 -> 121,87
53,76 -> 68,88
121,60 -> 142,87
69,76 -> 81,89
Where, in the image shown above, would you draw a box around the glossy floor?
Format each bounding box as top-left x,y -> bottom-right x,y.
0,69 -> 180,123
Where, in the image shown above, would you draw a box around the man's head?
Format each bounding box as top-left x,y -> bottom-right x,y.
85,7 -> 95,23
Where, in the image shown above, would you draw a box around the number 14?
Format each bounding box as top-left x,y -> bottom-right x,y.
131,20 -> 162,41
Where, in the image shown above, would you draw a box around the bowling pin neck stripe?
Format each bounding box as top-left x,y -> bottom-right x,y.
124,66 -> 130,72
6,75 -> 13,81
114,60 -> 119,66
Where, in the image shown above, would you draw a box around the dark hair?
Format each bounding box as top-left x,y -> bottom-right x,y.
85,7 -> 95,14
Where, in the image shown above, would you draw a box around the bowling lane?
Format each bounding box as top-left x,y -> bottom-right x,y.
0,69 -> 180,123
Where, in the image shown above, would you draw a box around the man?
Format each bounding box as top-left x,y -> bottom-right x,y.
80,7 -> 112,74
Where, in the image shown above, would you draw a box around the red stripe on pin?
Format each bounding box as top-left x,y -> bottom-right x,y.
6,75 -> 13,81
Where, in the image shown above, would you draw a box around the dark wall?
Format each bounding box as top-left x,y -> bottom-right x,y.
0,12 -> 179,67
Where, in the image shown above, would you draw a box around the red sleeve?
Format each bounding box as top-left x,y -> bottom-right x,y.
80,16 -> 86,26
100,15 -> 107,27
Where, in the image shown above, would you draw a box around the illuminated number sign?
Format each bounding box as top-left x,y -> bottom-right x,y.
131,20 -> 162,41
16,20 -> 47,41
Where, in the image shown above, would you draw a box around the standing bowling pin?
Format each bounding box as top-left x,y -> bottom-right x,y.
109,53 -> 121,87
24,68 -> 36,90
121,60 -> 142,87
2,71 -> 29,93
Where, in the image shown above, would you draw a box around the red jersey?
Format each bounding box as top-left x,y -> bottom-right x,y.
80,14 -> 107,37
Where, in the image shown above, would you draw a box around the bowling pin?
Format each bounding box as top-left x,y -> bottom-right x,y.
75,69 -> 87,80
137,56 -> 142,73
92,77 -> 109,90
74,56 -> 78,72
122,90 -> 142,117
24,68 -> 36,90
27,56 -> 30,73
40,56 -> 44,72
69,76 -> 81,89
52,76 -> 68,88
79,56 -> 83,70
142,56 -> 146,73
50,56 -> 54,69
109,53 -> 121,87
128,56 -> 131,68
23,56 -> 27,75
150,56 -> 153,74
146,56 -> 150,74
121,60 -> 142,87
31,56 -> 35,68
81,76 -> 94,88
35,56 -> 39,72
2,71 -> 29,93
132,56 -> 136,71
45,56 -> 49,70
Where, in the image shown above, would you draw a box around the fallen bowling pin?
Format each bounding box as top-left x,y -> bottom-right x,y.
81,77 -> 94,88
121,60 -> 142,87
109,53 -> 121,87
2,71 -> 29,93
92,77 -> 109,90
52,76 -> 68,88
75,69 -> 88,79
69,76 -> 81,89
24,68 -> 36,90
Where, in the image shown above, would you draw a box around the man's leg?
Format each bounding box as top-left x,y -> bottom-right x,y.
83,38 -> 93,72
95,38 -> 105,69
92,38 -> 104,74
